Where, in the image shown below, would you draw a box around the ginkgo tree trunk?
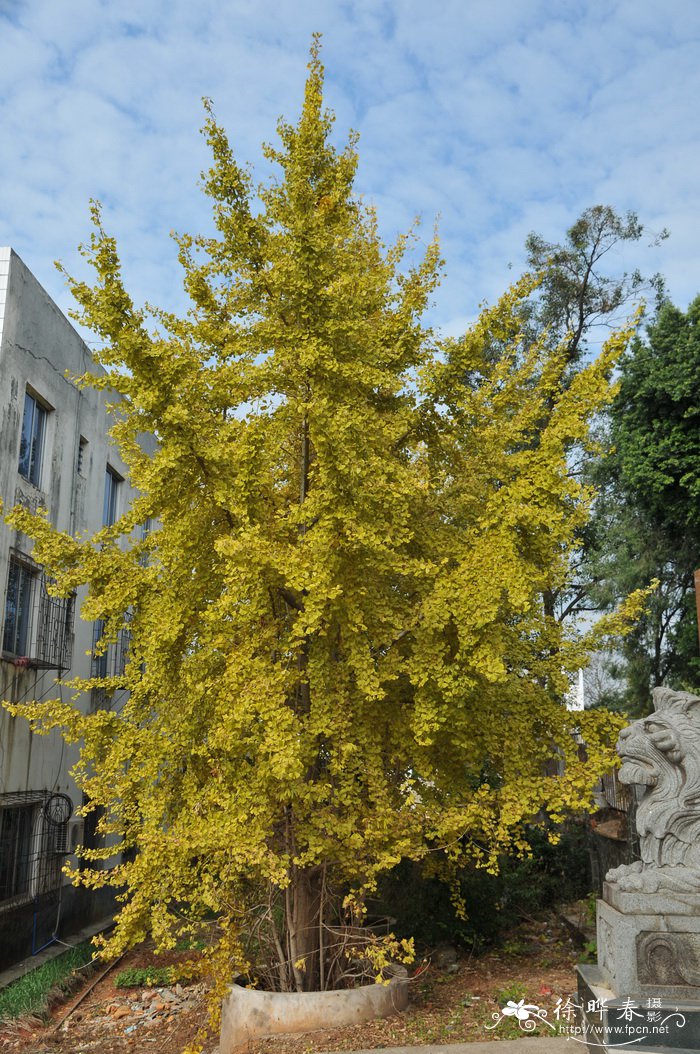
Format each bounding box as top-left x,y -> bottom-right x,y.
4,41 -> 641,994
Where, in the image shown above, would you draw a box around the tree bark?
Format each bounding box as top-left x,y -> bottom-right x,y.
286,864 -> 324,991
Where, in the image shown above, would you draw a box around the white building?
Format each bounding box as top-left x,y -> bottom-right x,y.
0,248 -> 146,967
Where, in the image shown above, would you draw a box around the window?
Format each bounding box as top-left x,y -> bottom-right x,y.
92,619 -> 108,680
91,617 -> 131,679
77,436 -> 88,476
91,616 -> 131,711
36,581 -> 75,670
0,803 -> 34,902
3,558 -> 75,668
138,517 -> 152,567
18,391 -> 47,487
103,466 -> 122,527
0,794 -> 70,904
2,557 -> 35,657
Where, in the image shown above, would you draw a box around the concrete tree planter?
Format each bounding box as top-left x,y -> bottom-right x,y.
220,969 -> 409,1052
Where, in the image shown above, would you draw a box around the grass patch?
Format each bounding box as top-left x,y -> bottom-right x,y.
174,938 -> 206,952
114,966 -> 178,988
0,941 -> 95,1022
114,958 -> 196,987
494,980 -> 526,1006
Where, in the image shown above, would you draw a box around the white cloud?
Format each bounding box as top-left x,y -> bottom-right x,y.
0,0 -> 698,339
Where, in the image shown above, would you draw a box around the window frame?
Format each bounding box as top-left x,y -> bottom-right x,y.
2,555 -> 36,658
103,465 -> 123,528
18,390 -> 48,488
0,802 -> 37,904
2,556 -> 74,668
92,619 -> 108,680
0,794 -> 71,908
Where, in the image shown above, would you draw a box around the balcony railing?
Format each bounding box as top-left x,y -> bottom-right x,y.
2,554 -> 75,671
35,577 -> 75,670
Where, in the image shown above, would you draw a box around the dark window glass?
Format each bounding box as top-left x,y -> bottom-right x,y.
3,558 -> 34,656
103,468 -> 121,527
18,392 -> 46,487
92,619 -> 107,679
138,517 -> 152,567
0,805 -> 34,901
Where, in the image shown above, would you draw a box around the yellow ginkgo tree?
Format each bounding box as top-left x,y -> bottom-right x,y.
4,43 -> 639,993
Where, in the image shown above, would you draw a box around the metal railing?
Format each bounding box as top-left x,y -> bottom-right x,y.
2,553 -> 75,671
35,577 -> 75,670
0,791 -> 70,908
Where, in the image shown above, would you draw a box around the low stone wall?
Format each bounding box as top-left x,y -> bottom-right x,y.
220,972 -> 408,1052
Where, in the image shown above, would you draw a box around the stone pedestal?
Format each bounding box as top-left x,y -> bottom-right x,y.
577,962 -> 699,1053
577,882 -> 700,1051
597,882 -> 700,998
576,689 -> 700,1049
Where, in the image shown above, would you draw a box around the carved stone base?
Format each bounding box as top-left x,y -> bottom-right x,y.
598,888 -> 700,999
577,963 -> 699,1053
603,880 -> 700,917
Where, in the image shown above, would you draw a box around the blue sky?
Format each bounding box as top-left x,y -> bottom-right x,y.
1,0 -> 699,341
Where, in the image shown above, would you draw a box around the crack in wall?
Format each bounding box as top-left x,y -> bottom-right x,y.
12,341 -> 91,391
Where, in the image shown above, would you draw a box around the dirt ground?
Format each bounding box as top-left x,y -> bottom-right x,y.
0,910 -> 589,1054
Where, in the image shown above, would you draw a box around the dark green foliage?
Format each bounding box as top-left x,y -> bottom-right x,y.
613,298 -> 700,540
374,859 -> 503,951
496,823 -> 591,917
585,297 -> 700,712
585,500 -> 699,713
375,823 -> 591,951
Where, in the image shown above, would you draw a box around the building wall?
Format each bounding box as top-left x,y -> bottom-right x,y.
0,247 -> 9,346
0,248 -> 148,965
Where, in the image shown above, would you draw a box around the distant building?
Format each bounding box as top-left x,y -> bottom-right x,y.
0,248 -> 148,967
566,668 -> 586,712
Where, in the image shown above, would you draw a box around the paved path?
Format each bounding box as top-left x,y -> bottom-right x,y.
211,1038 -> 583,1054
322,1042 -> 577,1054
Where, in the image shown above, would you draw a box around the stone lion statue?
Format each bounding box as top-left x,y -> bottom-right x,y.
606,687 -> 700,893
